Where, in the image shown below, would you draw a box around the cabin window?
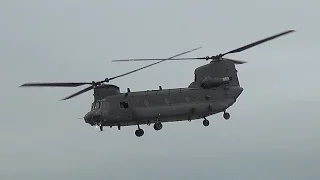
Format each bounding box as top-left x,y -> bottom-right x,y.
94,101 -> 102,109
120,101 -> 129,108
205,95 -> 211,100
96,102 -> 100,109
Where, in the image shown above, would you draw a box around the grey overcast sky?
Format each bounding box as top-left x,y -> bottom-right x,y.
1,0 -> 319,179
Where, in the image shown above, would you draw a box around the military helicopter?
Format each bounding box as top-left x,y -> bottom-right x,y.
20,30 -> 295,137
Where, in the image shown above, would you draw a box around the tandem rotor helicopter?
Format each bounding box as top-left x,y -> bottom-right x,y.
20,30 -> 295,137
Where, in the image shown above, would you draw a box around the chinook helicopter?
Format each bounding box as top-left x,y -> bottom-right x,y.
20,30 -> 295,137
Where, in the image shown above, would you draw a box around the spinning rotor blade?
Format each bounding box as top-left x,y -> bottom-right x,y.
112,30 -> 295,63
220,30 -> 295,57
111,57 -> 201,62
20,82 -> 93,87
60,85 -> 94,101
108,46 -> 202,81
221,58 -> 247,64
112,57 -> 246,64
19,46 -> 201,100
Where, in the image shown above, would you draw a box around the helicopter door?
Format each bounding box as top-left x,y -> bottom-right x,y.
119,100 -> 132,121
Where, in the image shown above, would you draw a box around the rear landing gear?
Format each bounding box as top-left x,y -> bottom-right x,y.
135,129 -> 144,137
135,124 -> 144,137
153,122 -> 162,131
203,118 -> 209,126
223,111 -> 230,120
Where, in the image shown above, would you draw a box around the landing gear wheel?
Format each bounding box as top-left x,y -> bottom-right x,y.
223,112 -> 230,120
153,122 -> 163,131
135,129 -> 144,137
203,119 -> 209,126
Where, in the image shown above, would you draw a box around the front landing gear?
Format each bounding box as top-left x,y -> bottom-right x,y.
135,124 -> 144,137
223,111 -> 230,120
97,122 -> 103,131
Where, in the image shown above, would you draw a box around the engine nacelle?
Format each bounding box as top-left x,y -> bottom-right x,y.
201,76 -> 230,88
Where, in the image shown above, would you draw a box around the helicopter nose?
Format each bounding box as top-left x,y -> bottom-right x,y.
84,110 -> 104,123
84,112 -> 92,123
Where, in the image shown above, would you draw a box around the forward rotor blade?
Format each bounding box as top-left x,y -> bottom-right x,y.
108,46 -> 202,81
20,47 -> 201,100
221,58 -> 247,64
221,30 -> 295,56
20,82 -> 92,87
60,85 -> 94,100
112,57 -> 203,62
112,57 -> 247,64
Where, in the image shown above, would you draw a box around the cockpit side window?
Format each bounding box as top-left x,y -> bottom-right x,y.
94,102 -> 99,109
92,101 -> 108,109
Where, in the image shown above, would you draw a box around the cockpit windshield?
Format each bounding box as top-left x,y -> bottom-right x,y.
91,100 -> 108,110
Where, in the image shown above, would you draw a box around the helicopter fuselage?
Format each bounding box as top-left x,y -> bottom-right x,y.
83,85 -> 243,127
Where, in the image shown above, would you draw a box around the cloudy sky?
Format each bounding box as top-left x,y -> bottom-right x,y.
1,0 -> 319,179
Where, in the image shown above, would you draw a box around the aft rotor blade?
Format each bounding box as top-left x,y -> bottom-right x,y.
108,46 -> 202,81
60,85 -> 94,100
221,30 -> 295,56
20,82 -> 92,87
113,30 -> 295,62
